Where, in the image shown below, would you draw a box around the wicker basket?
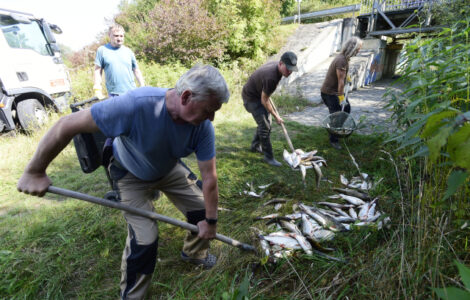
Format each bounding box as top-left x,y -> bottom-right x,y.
321,111 -> 357,138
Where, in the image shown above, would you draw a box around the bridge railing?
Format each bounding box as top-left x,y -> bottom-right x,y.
360,0 -> 430,15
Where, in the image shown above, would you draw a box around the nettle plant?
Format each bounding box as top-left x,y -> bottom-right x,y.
386,19 -> 470,205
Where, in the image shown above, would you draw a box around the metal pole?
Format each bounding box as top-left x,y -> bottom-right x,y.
47,186 -> 256,252
298,0 -> 301,24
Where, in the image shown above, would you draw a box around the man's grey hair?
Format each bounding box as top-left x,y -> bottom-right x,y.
175,65 -> 230,104
108,24 -> 124,35
341,36 -> 363,60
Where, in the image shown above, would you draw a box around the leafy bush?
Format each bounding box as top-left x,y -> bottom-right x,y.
385,18 -> 470,212
116,0 -> 281,65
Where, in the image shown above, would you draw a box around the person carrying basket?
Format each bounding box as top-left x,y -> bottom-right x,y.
320,37 -> 363,150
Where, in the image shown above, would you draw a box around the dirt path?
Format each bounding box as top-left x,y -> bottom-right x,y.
285,78 -> 402,135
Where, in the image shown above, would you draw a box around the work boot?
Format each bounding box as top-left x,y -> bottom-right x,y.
330,141 -> 342,150
250,144 -> 262,153
263,156 -> 282,167
181,252 -> 217,269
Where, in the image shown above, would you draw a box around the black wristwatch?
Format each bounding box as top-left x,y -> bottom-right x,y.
205,218 -> 218,225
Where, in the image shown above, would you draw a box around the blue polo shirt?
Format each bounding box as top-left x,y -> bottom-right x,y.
90,87 -> 215,181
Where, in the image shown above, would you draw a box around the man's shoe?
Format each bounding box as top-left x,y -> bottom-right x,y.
330,141 -> 342,150
181,252 -> 217,269
250,144 -> 262,153
263,156 -> 282,167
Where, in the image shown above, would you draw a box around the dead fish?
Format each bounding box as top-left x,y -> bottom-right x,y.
299,204 -> 346,232
254,213 -> 279,220
332,216 -> 356,223
259,238 -> 271,257
312,162 -> 322,187
300,164 -> 307,183
243,191 -> 262,198
284,212 -> 303,220
301,214 -> 322,238
311,229 -> 335,242
340,174 -> 349,186
279,220 -> 302,235
295,149 -> 305,155
327,194 -> 342,199
318,202 -> 355,209
339,194 -> 366,206
258,183 -> 273,189
283,149 -> 293,166
217,207 -> 232,212
333,188 -> 371,201
291,152 -> 301,168
263,233 -> 302,250
349,207 -> 358,219
366,211 -> 381,222
263,198 -> 289,206
332,207 -> 352,218
289,233 -> 312,255
274,203 -> 283,211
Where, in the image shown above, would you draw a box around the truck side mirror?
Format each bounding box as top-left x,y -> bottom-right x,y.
41,19 -> 56,44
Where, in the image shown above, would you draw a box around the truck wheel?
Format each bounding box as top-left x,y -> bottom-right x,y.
16,99 -> 48,131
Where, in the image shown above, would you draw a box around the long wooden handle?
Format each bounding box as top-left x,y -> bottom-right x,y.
268,99 -> 295,152
48,186 -> 256,252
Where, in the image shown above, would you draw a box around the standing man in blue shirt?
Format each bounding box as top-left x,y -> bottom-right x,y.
17,65 -> 230,299
93,24 -> 145,98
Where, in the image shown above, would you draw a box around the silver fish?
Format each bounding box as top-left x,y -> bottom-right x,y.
327,194 -> 342,199
259,238 -> 271,257
263,232 -> 302,250
243,191 -> 262,198
340,174 -> 349,186
318,201 -> 354,209
332,216 -> 356,223
280,220 -> 302,235
332,207 -> 353,218
290,233 -> 312,255
339,194 -> 366,206
300,164 -> 307,184
299,203 -> 346,232
291,152 -> 301,168
366,211 -> 381,222
312,162 -> 322,187
283,149 -> 293,167
263,198 -> 289,206
301,213 -> 322,238
311,229 -> 335,242
349,207 -> 358,219
258,183 -> 273,189
284,212 -> 302,220
333,188 -> 371,200
254,213 -> 279,220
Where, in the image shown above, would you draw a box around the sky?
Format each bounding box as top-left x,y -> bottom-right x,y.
0,0 -> 122,50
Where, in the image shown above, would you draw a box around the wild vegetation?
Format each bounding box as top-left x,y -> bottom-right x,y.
1,1 -> 469,299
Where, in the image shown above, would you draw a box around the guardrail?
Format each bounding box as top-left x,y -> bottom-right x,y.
359,0 -> 431,15
282,4 -> 361,23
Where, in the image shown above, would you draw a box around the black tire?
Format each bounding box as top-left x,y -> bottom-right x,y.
16,99 -> 48,131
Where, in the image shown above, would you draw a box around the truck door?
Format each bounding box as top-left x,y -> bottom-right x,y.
0,13 -> 70,96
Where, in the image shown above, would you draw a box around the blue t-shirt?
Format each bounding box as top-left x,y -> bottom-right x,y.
94,44 -> 138,95
90,87 -> 216,181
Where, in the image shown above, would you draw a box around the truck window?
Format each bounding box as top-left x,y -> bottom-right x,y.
1,15 -> 51,56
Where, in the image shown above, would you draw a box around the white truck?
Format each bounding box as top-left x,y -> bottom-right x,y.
0,8 -> 71,133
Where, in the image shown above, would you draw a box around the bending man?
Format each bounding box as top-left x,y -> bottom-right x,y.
17,65 -> 230,299
242,51 -> 298,166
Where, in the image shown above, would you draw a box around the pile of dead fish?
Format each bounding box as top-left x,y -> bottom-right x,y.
252,174 -> 391,261
282,149 -> 325,186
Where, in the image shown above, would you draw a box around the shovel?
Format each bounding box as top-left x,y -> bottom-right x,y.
268,98 -> 295,152
47,186 -> 256,252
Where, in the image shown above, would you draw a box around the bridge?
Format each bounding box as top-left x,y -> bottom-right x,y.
278,0 -> 444,91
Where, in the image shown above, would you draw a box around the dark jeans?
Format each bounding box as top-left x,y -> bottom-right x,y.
243,100 -> 274,159
321,92 -> 351,143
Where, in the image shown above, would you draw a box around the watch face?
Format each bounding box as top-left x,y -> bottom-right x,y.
206,218 -> 217,225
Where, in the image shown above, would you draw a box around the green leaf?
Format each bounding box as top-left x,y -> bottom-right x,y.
447,124 -> 470,169
455,261 -> 470,290
427,126 -> 453,162
409,145 -> 429,159
443,170 -> 468,200
433,287 -> 470,300
421,110 -> 458,138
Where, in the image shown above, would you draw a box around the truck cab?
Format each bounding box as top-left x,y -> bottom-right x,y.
0,8 -> 71,132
